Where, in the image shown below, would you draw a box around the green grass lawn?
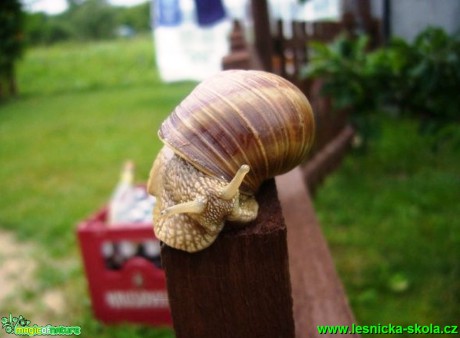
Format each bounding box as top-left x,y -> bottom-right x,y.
0,35 -> 458,337
314,116 -> 460,334
1,35 -> 196,257
0,35 -> 194,338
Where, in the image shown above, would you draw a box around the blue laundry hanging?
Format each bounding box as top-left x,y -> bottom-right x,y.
155,0 -> 182,27
194,0 -> 226,27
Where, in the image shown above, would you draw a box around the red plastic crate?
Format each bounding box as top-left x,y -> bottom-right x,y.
77,206 -> 172,326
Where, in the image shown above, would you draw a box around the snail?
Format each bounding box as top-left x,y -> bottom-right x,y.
147,70 -> 315,253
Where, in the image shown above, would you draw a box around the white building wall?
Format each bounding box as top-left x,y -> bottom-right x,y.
370,0 -> 460,41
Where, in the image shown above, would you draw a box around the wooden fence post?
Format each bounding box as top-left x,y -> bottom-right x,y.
222,20 -> 252,70
250,0 -> 273,72
161,179 -> 295,338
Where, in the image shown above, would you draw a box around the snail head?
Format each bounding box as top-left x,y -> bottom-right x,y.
148,146 -> 258,252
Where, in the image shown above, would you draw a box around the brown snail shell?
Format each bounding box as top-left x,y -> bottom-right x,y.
148,70 -> 315,252
158,69 -> 315,195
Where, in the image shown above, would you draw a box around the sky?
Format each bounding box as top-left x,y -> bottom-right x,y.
21,0 -> 150,15
20,0 -> 341,22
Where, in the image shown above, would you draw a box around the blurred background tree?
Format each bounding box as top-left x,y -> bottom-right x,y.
66,0 -> 117,41
116,1 -> 150,34
22,0 -> 151,45
0,0 -> 25,98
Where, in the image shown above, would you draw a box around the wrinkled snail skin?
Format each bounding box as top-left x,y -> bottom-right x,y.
147,146 -> 259,252
148,70 -> 315,253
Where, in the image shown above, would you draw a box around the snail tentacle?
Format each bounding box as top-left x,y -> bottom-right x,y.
160,197 -> 207,216
219,164 -> 250,200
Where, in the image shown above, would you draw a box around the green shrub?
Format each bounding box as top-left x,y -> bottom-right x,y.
302,34 -> 374,112
302,27 -> 460,145
398,28 -> 460,132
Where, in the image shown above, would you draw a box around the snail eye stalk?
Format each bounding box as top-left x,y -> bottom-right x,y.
161,198 -> 206,216
219,164 -> 250,200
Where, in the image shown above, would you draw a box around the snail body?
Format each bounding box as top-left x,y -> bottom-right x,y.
148,70 -> 315,252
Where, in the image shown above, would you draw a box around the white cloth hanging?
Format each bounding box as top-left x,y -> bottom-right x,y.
152,0 -> 231,82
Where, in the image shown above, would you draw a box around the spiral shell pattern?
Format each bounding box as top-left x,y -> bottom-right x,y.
158,70 -> 315,194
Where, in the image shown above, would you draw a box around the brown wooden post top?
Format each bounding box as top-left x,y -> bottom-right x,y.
161,179 -> 295,338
